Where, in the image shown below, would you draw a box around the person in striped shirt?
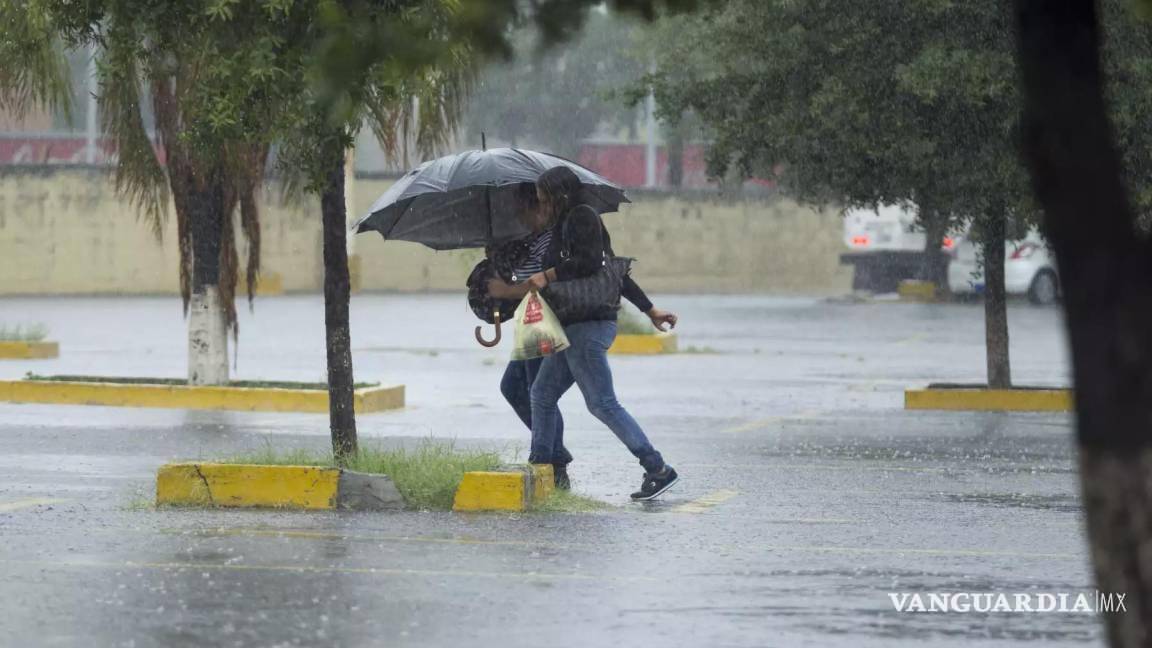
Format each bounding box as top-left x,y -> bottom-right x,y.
487,182 -> 677,490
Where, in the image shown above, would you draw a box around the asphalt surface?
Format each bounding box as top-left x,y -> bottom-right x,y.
0,293 -> 1097,647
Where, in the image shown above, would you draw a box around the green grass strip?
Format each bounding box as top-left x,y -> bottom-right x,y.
0,324 -> 48,342
219,441 -> 503,511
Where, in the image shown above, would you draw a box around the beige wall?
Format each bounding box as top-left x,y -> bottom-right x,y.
0,171 -> 850,296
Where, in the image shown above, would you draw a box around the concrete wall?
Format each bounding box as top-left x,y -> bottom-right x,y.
0,170 -> 851,296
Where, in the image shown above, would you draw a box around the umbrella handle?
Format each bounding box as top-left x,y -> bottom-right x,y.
475,310 -> 502,347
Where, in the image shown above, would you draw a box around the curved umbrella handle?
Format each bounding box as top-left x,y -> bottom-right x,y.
475,310 -> 502,347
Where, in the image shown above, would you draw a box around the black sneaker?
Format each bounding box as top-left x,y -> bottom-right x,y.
630,466 -> 679,501
554,465 -> 571,491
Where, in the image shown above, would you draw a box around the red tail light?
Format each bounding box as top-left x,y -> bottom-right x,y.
851,235 -> 870,247
1011,242 -> 1038,260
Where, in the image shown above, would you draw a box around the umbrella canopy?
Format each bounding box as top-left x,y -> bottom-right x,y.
353,148 -> 629,250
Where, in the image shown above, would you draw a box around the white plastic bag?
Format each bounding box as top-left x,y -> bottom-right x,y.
510,292 -> 570,360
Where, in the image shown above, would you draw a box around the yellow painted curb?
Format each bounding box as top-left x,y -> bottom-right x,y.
0,341 -> 59,359
531,464 -> 555,503
453,471 -> 527,511
0,380 -> 405,413
452,464 -> 554,512
157,463 -> 341,509
609,332 -> 678,355
898,280 -> 939,302
255,271 -> 284,296
905,388 -> 1072,412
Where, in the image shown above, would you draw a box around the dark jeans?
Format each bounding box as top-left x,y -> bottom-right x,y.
501,357 -> 573,466
529,320 -> 665,474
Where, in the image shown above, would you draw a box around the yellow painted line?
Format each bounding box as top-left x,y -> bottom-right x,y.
894,332 -> 928,346
723,409 -> 823,433
156,463 -> 340,509
905,388 -> 1072,412
0,497 -> 69,512
608,332 -> 677,355
672,489 -> 739,514
0,379 -> 404,414
0,559 -> 658,583
0,341 -> 59,359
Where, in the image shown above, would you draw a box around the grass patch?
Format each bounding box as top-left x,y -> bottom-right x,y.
219,441 -> 503,510
22,374 -> 378,390
534,489 -> 613,513
0,324 -> 48,342
617,308 -> 656,336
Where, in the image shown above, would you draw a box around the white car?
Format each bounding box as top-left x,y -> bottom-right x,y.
947,232 -> 1060,305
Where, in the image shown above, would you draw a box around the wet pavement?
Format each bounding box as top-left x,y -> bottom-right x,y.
0,294 -> 1098,646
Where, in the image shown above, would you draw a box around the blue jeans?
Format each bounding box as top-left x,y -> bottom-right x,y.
501,358 -> 573,466
529,320 -> 665,473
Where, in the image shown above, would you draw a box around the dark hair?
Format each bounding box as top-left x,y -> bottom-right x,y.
513,182 -> 539,210
536,166 -> 584,218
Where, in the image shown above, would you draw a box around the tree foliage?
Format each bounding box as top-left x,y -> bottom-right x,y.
460,11 -> 644,157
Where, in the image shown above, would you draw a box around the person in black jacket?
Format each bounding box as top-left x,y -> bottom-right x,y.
522,166 -> 679,501
486,181 -> 677,493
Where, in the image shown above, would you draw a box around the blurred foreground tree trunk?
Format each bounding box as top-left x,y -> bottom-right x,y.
918,206 -> 949,289
1016,0 -> 1149,643
319,138 -> 358,463
982,213 -> 1011,388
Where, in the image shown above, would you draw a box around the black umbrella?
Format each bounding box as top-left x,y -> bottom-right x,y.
353,147 -> 629,250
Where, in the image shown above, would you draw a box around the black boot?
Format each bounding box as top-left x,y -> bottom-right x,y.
553,464 -> 571,491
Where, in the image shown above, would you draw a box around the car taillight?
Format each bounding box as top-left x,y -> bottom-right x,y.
1011,242 -> 1038,260
851,235 -> 870,247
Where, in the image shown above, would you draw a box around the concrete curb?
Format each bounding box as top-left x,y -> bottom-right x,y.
897,280 -> 939,303
0,341 -> 59,359
905,387 -> 1072,412
452,464 -> 554,512
609,332 -> 678,355
155,463 -> 405,511
0,380 -> 404,413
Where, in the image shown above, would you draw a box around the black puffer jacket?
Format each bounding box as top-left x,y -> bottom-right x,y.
542,204 -> 652,324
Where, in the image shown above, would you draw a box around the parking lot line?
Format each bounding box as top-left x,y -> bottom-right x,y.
723,410 -> 823,433
0,498 -> 69,512
672,489 -> 739,513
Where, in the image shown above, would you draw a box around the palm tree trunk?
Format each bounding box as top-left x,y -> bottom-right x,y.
1016,1 -> 1151,644
187,169 -> 229,386
983,213 -> 1011,388
320,140 -> 358,463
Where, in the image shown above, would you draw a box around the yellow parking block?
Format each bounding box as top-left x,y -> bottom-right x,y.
452,471 -> 528,512
905,388 -> 1072,412
0,341 -> 59,359
0,379 -> 404,414
156,463 -> 341,509
609,333 -> 677,355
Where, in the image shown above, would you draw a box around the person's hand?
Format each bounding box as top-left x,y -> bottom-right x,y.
646,308 -> 678,332
527,272 -> 550,292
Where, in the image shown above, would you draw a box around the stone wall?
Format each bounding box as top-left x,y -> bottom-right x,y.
0,170 -> 851,295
